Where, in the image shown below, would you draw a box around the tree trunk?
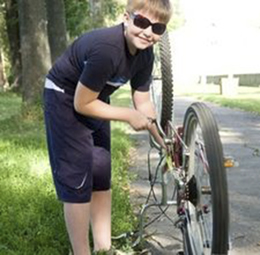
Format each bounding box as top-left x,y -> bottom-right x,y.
17,0 -> 51,105
45,0 -> 67,64
5,0 -> 22,90
0,47 -> 6,90
89,0 -> 104,28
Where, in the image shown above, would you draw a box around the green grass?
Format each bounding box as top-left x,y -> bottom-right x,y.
0,87 -> 135,254
0,94 -> 69,255
196,95 -> 260,113
2,83 -> 259,254
0,92 -> 22,121
177,84 -> 260,114
110,86 -> 137,250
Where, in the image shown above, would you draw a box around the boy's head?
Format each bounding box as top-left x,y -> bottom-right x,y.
126,0 -> 172,24
123,0 -> 172,54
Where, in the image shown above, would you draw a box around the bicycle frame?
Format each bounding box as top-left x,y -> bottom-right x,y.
133,119 -> 189,246
133,118 -> 234,249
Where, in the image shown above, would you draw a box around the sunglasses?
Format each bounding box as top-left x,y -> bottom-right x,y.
129,13 -> 166,35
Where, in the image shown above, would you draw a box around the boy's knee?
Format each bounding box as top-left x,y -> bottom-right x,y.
92,147 -> 111,191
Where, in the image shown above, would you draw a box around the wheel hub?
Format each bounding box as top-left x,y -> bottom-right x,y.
185,175 -> 198,206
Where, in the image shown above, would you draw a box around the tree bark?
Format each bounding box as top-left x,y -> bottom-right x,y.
17,0 -> 51,105
0,47 -> 6,90
4,0 -> 22,89
89,0 -> 104,28
45,0 -> 67,64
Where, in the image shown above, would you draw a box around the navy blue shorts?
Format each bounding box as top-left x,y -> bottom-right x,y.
44,81 -> 111,203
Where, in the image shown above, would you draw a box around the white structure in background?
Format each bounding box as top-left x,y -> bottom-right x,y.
170,0 -> 260,87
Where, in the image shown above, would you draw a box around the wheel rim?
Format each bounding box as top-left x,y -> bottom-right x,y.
185,120 -> 213,255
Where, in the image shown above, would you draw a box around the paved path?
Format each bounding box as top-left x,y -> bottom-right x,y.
129,96 -> 260,255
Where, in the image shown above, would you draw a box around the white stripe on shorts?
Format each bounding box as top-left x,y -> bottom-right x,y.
45,78 -> 65,93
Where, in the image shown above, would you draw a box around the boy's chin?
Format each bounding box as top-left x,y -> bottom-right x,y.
135,43 -> 153,50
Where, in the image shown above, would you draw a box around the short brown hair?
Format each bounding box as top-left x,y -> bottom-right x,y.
126,0 -> 172,24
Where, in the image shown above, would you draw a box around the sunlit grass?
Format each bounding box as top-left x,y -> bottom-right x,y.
176,84 -> 260,114
0,88 -> 135,254
0,93 -> 68,254
110,85 -> 137,245
197,95 -> 260,113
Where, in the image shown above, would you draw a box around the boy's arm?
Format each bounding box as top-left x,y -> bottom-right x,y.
131,89 -> 166,149
74,82 -> 151,131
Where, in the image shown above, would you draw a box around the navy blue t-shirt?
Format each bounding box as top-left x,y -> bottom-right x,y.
47,23 -> 154,101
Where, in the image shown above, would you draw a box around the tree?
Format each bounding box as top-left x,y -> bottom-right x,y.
0,3 -> 7,90
89,0 -> 125,29
45,0 -> 67,64
17,0 -> 51,105
89,0 -> 104,28
168,0 -> 185,30
0,47 -> 6,89
64,0 -> 124,39
4,0 -> 22,89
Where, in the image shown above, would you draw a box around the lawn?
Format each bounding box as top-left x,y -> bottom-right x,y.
3,82 -> 257,254
176,83 -> 260,114
0,88 -> 135,255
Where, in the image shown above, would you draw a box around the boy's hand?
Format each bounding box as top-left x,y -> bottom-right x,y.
128,110 -> 152,131
147,118 -> 167,150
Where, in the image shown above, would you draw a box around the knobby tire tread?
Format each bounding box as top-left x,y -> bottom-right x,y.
159,31 -> 174,131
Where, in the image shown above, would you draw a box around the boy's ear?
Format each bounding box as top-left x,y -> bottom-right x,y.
123,12 -> 130,28
123,12 -> 130,22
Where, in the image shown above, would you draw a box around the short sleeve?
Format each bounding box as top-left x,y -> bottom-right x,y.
130,54 -> 154,92
79,44 -> 118,92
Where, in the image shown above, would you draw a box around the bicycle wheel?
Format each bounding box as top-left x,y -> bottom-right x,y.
181,102 -> 229,255
151,31 -> 174,131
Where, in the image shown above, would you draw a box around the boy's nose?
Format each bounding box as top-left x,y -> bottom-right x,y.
143,25 -> 153,37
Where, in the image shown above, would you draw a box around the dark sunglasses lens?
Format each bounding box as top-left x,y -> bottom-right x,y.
133,14 -> 166,35
152,23 -> 166,35
134,15 -> 150,29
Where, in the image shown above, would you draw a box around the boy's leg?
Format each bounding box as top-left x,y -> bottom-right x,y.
91,121 -> 112,252
64,202 -> 91,255
44,88 -> 95,254
90,190 -> 112,252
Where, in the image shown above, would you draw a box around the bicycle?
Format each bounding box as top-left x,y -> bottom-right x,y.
134,32 -> 230,255
112,32 -> 231,255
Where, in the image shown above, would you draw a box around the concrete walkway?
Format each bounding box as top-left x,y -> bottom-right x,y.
129,95 -> 260,255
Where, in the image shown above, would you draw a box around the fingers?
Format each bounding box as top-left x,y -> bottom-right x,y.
129,111 -> 156,131
131,118 -> 149,131
135,117 -> 155,131
147,117 -> 156,130
147,119 -> 153,130
147,117 -> 156,124
134,122 -> 149,131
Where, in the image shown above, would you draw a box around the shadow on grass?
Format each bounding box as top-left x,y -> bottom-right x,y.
0,113 -> 47,152
0,89 -> 136,254
0,124 -> 136,255
0,179 -> 70,255
0,105 -> 70,254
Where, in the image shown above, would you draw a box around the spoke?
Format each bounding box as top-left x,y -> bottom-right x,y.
184,120 -> 213,254
201,186 -> 211,195
182,102 -> 229,255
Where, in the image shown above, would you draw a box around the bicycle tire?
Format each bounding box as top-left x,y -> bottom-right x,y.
181,102 -> 229,255
159,31 -> 174,131
151,31 -> 174,132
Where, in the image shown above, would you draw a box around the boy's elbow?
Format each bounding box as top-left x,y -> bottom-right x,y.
74,98 -> 94,117
73,99 -> 84,114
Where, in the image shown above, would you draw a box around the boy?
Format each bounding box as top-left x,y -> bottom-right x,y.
44,0 -> 172,254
